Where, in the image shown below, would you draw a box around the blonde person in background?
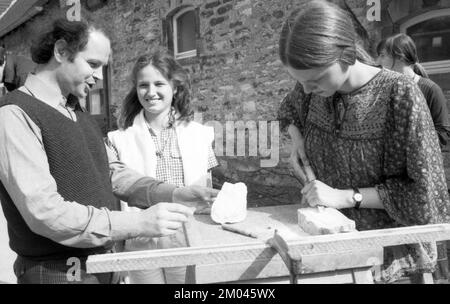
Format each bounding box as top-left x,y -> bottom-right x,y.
107,48 -> 218,284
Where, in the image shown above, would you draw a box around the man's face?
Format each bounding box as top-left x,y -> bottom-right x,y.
57,31 -> 111,98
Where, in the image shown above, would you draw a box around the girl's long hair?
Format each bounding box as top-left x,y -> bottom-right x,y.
118,48 -> 193,129
376,33 -> 428,78
279,0 -> 375,69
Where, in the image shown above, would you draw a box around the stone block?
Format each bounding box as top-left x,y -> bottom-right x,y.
243,101 -> 256,112
272,10 -> 284,18
210,16 -> 228,26
230,21 -> 243,28
201,10 -> 214,18
218,4 -> 233,15
298,207 -> 356,235
240,83 -> 255,93
241,7 -> 252,16
205,1 -> 220,10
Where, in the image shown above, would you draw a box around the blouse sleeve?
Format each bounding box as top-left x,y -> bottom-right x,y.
376,78 -> 450,226
277,82 -> 307,133
425,82 -> 450,149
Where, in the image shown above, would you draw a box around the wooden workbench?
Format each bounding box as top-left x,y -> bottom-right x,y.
87,204 -> 450,284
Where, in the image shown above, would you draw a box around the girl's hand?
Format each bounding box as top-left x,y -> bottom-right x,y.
301,180 -> 352,209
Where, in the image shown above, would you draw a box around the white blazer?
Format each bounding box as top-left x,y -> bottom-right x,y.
107,110 -> 215,200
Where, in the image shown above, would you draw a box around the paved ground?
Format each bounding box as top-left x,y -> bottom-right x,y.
0,205 -> 16,284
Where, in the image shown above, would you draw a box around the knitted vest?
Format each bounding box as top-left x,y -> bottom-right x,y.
0,90 -> 119,260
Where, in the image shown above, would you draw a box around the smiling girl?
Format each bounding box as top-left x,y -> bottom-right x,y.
277,0 -> 450,283
107,48 -> 218,284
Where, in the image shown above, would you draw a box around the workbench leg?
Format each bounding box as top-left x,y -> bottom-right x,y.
352,268 -> 374,284
183,220 -> 199,284
420,273 -> 434,284
185,266 -> 196,284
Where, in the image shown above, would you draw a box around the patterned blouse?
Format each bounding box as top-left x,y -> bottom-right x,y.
277,68 -> 450,282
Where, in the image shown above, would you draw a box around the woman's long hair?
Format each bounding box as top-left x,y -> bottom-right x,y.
118,48 -> 193,129
279,0 -> 375,69
376,33 -> 428,78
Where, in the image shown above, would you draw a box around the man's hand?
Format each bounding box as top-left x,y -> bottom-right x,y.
138,203 -> 194,237
172,185 -> 219,213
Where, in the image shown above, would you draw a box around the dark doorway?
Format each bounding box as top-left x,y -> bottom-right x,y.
85,65 -> 111,135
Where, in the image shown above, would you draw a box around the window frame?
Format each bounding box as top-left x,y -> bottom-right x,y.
400,8 -> 450,75
85,64 -> 112,135
172,6 -> 197,60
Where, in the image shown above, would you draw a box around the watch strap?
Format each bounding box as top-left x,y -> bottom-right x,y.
353,187 -> 361,210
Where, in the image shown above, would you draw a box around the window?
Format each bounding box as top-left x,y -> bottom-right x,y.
407,15 -> 450,67
85,65 -> 111,135
400,8 -> 450,109
173,7 -> 197,59
400,8 -> 450,75
88,81 -> 103,115
85,0 -> 108,11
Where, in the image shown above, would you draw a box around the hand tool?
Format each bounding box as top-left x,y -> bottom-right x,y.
221,224 -> 258,238
293,136 -> 324,212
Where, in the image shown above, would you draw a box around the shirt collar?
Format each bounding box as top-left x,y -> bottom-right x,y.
146,123 -> 174,137
23,74 -> 67,110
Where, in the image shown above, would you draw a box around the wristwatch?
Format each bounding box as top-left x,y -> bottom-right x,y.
352,187 -> 362,209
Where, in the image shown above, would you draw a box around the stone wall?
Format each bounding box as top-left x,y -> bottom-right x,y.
160,0 -> 304,206
5,0 -> 449,207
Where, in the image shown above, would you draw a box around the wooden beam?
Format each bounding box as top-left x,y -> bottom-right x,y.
236,268 -> 373,284
87,224 -> 450,278
0,0 -> 48,38
191,248 -> 383,283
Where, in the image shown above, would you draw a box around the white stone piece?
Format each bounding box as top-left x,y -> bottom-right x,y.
297,207 -> 356,235
211,182 -> 247,224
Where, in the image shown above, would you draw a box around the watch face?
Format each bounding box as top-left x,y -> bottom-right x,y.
354,193 -> 363,202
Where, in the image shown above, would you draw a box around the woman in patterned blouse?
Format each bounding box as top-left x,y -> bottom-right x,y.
277,0 -> 450,282
107,48 -> 218,284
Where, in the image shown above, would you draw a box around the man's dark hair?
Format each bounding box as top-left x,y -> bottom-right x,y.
30,18 -> 98,64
